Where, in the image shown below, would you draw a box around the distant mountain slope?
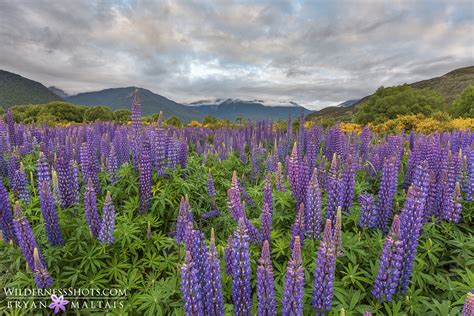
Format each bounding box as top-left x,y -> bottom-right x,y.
0,70 -> 62,108
190,98 -> 311,121
48,86 -> 69,98
308,65 -> 474,121
66,87 -> 203,122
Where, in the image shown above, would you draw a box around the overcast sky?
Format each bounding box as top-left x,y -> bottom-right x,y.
1,0 -> 473,109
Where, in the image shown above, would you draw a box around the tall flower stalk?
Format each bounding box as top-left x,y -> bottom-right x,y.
257,240 -> 276,316
312,219 -> 336,314
282,236 -> 304,316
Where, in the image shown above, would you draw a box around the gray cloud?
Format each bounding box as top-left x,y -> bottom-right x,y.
0,0 -> 472,109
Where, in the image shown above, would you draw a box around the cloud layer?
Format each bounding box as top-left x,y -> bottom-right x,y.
1,0 -> 472,109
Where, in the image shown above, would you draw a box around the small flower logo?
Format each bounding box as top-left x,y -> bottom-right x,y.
49,295 -> 69,313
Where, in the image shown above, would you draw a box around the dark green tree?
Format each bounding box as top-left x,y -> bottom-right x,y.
84,106 -> 114,122
450,85 -> 474,118
355,85 -> 445,124
166,116 -> 182,127
113,109 -> 132,124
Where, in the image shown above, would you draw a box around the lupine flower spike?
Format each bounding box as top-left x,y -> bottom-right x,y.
282,235 -> 304,316
257,240 -> 276,316
98,191 -> 115,245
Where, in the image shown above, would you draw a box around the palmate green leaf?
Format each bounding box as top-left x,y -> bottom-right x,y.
79,270 -> 109,288
75,245 -> 108,274
116,268 -> 143,292
106,255 -> 131,282
423,298 -> 459,316
133,278 -> 179,316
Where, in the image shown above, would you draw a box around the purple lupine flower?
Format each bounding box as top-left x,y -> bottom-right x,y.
288,142 -> 302,204
51,168 -> 60,204
374,157 -> 398,232
39,181 -> 64,246
325,153 -> 339,223
358,193 -> 375,229
36,152 -> 51,184
176,196 -> 193,243
203,228 -> 225,316
225,234 -> 234,275
33,247 -> 53,289
290,203 -> 305,251
312,219 -> 336,314
70,161 -> 80,203
398,183 -> 427,294
56,154 -> 75,208
275,162 -> 286,192
282,235 -> 304,316
372,215 -> 404,302
338,154 -> 356,214
261,174 -> 273,242
13,163 -> 30,204
6,109 -> 16,146
131,89 -> 142,131
257,240 -> 276,316
443,182 -> 463,223
305,168 -> 322,240
462,291 -> 474,316
13,202 -> 44,269
184,223 -> 208,296
227,172 -> 261,245
180,251 -> 205,316
138,141 -> 152,213
98,191 -> 115,245
231,218 -> 253,316
360,126 -> 372,163
106,146 -> 118,183
0,179 -> 16,243
465,151 -> 474,201
207,170 -> 216,198
363,312 -> 373,316
333,207 -> 343,257
84,179 -> 100,238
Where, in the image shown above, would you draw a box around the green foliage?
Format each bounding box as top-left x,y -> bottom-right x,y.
113,109 -> 132,124
83,105 -> 114,122
450,85 -> 474,118
203,115 -> 218,125
166,116 -> 182,127
355,85 -> 445,124
11,101 -> 87,124
0,148 -> 472,315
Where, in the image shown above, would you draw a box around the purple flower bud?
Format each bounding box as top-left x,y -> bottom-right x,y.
138,141 -> 152,213
39,180 -> 64,246
282,235 -> 304,316
372,215 -> 403,302
257,240 -> 276,316
176,196 -> 193,244
290,203 -> 305,251
231,218 -> 253,315
0,179 -> 16,243
98,192 -> 115,245
33,247 -> 53,289
275,162 -> 286,192
180,251 -> 205,316
13,163 -> 30,204
203,228 -> 225,316
13,202 -> 44,270
462,291 -> 474,316
333,207 -> 343,257
358,193 -> 375,229
305,168 -> 322,240
312,219 -> 336,313
84,179 -> 100,238
225,234 -> 234,275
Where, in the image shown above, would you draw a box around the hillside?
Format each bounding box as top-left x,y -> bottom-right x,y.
48,86 -> 69,98
0,70 -> 62,108
191,99 -> 311,121
66,87 -> 204,122
307,66 -> 474,121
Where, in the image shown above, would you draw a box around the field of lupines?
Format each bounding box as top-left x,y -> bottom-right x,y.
0,95 -> 473,315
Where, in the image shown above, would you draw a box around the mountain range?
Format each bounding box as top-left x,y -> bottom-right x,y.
64,87 -> 204,122
187,98 -> 310,121
1,66 -> 472,122
0,70 -> 62,107
307,66 -> 474,121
